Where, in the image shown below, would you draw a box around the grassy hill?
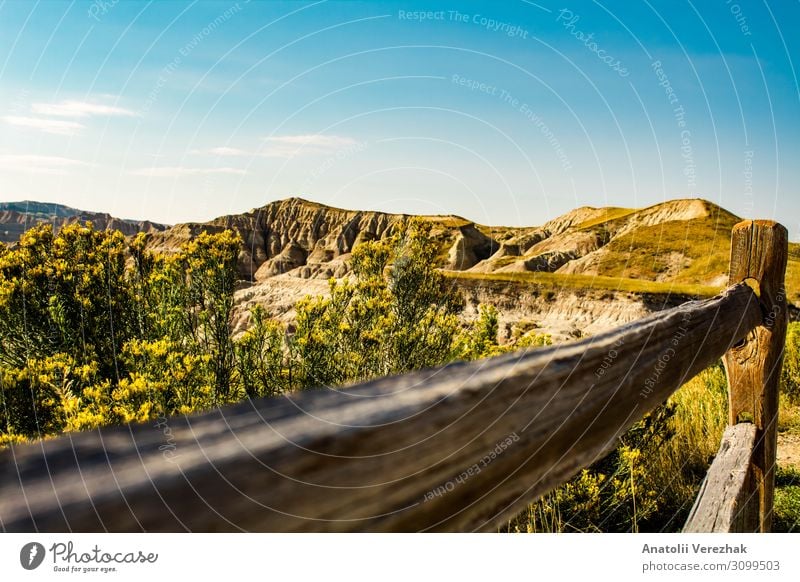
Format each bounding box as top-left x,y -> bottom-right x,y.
0,200 -> 86,218
447,198 -> 799,306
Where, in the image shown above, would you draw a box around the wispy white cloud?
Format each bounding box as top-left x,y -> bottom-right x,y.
261,134 -> 357,158
194,135 -> 359,159
2,115 -> 84,135
0,154 -> 90,175
129,166 -> 247,177
262,135 -> 356,147
3,98 -> 137,135
30,100 -> 137,118
208,146 -> 249,157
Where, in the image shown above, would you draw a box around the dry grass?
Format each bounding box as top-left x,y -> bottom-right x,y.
779,397 -> 800,434
644,366 -> 729,515
579,217 -> 736,285
575,207 -> 636,229
786,243 -> 800,306
444,269 -> 722,297
423,216 -> 471,229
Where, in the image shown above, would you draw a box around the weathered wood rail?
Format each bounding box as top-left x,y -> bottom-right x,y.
0,221 -> 787,533
685,219 -> 788,532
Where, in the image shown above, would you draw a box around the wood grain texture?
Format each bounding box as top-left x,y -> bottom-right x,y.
683,424 -> 758,532
0,283 -> 762,532
722,220 -> 788,532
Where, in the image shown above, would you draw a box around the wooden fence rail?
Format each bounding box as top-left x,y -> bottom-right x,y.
684,424 -> 758,532
0,220 -> 787,533
685,219 -> 788,532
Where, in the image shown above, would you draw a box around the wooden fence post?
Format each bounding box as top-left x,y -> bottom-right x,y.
723,220 -> 788,532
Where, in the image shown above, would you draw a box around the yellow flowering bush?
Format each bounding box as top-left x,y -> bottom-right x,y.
290,221 -> 466,388
0,222 -> 240,442
0,220 -> 502,455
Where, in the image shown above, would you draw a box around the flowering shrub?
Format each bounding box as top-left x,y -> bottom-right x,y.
0,220 -> 499,444
0,223 -> 239,442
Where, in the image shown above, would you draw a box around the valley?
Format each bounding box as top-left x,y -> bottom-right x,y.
4,195 -> 798,342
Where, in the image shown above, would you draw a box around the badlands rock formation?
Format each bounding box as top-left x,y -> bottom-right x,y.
141,196 -> 739,288
145,197 -> 515,281
7,196 -> 791,339
136,196 -> 745,338
0,200 -> 168,243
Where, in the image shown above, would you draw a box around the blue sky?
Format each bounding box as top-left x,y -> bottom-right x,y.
0,0 -> 798,238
